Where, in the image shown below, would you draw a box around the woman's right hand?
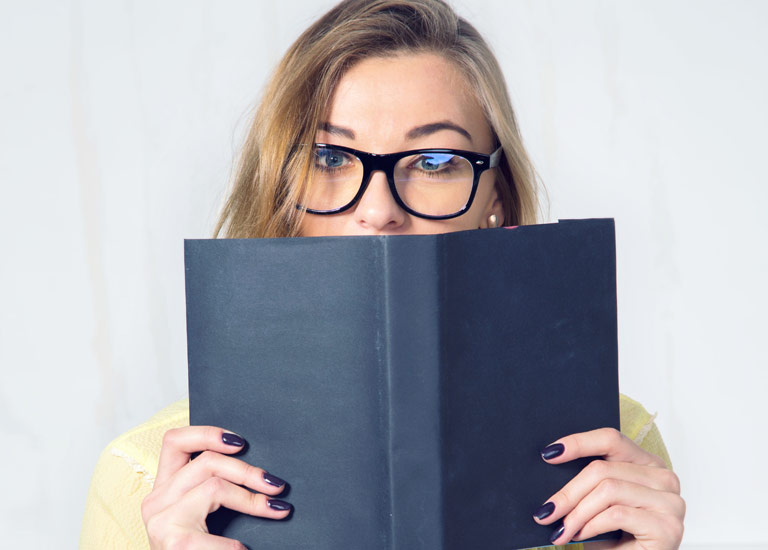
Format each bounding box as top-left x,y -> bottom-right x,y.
142,426 -> 292,549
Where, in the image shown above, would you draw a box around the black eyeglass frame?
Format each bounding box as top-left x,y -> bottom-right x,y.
297,143 -> 503,220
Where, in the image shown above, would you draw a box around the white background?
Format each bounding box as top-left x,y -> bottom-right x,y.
1,1 -> 766,548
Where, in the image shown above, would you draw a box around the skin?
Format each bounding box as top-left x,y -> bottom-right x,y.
300,53 -> 504,236
142,53 -> 685,550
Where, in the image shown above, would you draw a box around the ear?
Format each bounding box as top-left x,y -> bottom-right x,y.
481,181 -> 505,228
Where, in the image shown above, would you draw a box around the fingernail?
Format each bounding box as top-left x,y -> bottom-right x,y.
541,443 -> 564,460
533,501 -> 555,520
549,524 -> 565,543
263,472 -> 286,487
267,498 -> 292,511
222,432 -> 245,447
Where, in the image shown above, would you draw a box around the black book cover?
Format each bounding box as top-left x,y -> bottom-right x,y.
185,218 -> 622,549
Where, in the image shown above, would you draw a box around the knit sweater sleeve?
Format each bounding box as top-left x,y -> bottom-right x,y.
79,399 -> 190,550
619,393 -> 673,470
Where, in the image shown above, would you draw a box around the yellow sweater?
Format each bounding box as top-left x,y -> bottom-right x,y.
80,394 -> 672,550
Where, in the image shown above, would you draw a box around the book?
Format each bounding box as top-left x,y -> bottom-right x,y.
185,218 -> 622,549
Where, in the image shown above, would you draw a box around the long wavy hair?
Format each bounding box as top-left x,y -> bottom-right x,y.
214,0 -> 542,238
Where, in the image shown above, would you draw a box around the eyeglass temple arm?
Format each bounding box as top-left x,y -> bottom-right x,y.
489,146 -> 503,168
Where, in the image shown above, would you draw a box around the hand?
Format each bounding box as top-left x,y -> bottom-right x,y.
142,426 -> 292,549
531,427 -> 685,550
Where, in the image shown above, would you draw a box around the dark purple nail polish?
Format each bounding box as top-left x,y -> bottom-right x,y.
267,498 -> 292,511
533,501 -> 555,520
541,443 -> 565,460
263,471 -> 286,487
222,432 -> 245,447
549,524 -> 565,543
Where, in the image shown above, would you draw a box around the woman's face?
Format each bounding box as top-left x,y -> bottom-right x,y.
299,53 -> 503,237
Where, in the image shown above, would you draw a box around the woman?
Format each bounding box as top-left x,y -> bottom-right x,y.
80,1 -> 685,548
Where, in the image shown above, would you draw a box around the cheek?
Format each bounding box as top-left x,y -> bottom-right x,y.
298,213 -> 345,237
299,211 -> 478,236
410,217 -> 475,234
441,213 -> 483,232
408,172 -> 498,234
460,171 -> 497,226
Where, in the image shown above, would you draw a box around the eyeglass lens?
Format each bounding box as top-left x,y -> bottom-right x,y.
305,146 -> 475,216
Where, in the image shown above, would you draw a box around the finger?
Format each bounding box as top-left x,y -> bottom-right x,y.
569,505 -> 684,547
145,451 -> 287,518
182,532 -> 248,550
178,476 -> 293,520
544,479 -> 685,544
541,427 -> 667,468
533,459 -> 682,524
146,526 -> 249,550
156,426 -> 247,486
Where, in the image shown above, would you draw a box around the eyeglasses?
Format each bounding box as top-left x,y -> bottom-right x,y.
296,143 -> 503,220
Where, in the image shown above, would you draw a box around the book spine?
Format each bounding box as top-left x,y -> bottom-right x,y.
383,236 -> 444,550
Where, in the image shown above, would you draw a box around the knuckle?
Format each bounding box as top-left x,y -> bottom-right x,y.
144,513 -> 165,542
585,458 -> 609,481
161,428 -> 182,449
663,515 -> 685,543
595,477 -> 620,498
165,531 -> 194,550
671,494 -> 687,518
669,471 -> 682,494
196,450 -> 217,469
608,504 -> 628,523
202,475 -> 226,497
602,427 -> 624,446
660,468 -> 681,493
649,453 -> 667,468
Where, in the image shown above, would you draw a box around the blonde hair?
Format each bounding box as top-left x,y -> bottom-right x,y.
215,0 -> 542,238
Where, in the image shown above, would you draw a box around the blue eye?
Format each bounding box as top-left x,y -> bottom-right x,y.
316,149 -> 347,168
417,154 -> 454,171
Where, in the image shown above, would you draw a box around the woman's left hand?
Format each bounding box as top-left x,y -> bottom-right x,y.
532,427 -> 685,549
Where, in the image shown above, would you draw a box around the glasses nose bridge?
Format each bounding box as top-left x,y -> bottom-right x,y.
360,151 -> 399,188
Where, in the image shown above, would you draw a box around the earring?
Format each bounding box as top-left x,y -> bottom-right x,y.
487,214 -> 498,228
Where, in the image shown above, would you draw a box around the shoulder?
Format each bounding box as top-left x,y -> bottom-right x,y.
107,398 -> 190,483
79,399 -> 189,550
618,393 -> 672,470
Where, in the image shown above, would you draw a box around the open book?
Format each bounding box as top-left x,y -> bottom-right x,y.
185,218 -> 622,549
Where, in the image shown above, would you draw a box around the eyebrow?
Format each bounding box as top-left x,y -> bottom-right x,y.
319,120 -> 473,143
319,121 -> 355,139
406,121 -> 473,143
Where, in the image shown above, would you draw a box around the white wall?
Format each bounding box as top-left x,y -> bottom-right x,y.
0,1 -> 765,548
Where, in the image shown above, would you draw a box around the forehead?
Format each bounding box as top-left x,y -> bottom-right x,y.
324,53 -> 492,149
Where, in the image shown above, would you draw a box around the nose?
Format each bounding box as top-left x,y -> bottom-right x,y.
352,170 -> 406,232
